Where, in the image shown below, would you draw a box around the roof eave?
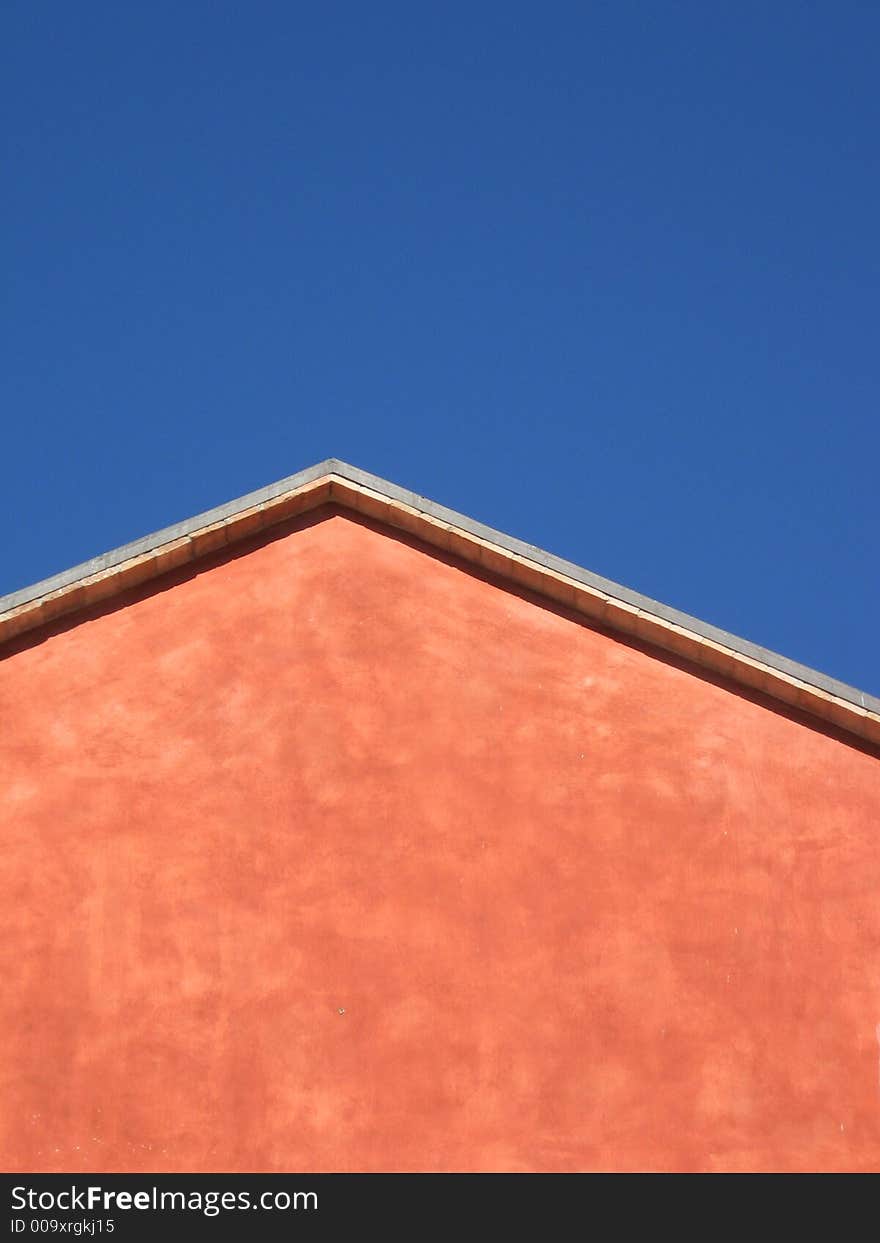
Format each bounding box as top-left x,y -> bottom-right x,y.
1,459 -> 878,747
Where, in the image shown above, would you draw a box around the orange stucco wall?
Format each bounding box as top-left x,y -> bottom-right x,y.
2,508 -> 879,1172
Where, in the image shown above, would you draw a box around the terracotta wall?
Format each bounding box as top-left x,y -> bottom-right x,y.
2,508 -> 879,1171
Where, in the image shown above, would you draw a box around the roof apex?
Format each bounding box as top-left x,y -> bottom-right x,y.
2,458 -> 878,746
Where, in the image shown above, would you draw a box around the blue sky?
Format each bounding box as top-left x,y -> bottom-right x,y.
3,3 -> 878,694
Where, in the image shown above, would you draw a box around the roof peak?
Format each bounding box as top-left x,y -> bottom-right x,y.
1,459 -> 878,746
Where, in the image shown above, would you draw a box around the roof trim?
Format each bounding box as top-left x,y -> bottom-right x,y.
2,458 -> 878,746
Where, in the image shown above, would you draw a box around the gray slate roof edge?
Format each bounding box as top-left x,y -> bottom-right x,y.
2,457 -> 877,716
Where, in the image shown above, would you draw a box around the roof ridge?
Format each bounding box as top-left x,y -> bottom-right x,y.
1,459 -> 877,743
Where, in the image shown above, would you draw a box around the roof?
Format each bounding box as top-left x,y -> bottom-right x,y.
1,458 -> 878,747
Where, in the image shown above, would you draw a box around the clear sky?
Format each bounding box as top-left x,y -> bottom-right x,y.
3,3 -> 878,695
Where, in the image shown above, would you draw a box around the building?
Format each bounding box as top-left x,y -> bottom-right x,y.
1,460 -> 878,1172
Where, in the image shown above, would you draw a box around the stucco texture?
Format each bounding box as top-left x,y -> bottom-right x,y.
1,507 -> 879,1172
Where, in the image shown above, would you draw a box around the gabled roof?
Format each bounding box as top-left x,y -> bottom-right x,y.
1,459 -> 878,746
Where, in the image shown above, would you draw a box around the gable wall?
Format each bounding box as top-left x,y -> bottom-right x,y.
2,507 -> 878,1171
